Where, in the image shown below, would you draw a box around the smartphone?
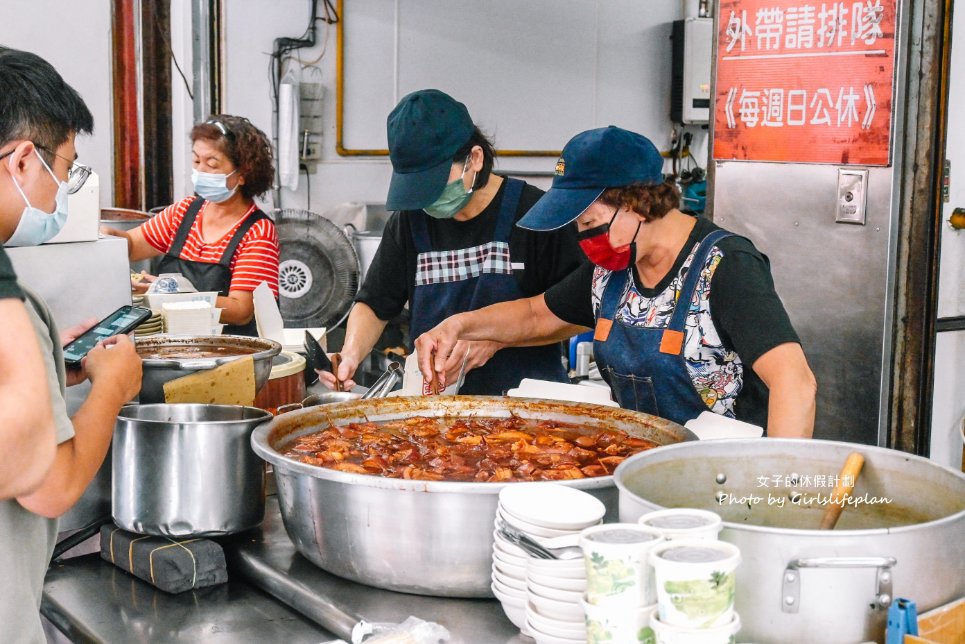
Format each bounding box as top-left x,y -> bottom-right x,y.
303,330 -> 331,372
63,305 -> 153,366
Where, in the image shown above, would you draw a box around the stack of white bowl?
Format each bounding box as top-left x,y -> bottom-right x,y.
491,484 -> 605,644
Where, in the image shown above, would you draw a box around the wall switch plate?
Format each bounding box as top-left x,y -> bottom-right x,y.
836,168 -> 869,225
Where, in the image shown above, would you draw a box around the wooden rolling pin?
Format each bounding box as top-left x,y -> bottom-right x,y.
819,452 -> 865,530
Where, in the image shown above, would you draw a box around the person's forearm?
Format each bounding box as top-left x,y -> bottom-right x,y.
454,296 -> 581,347
340,303 -> 388,363
0,303 -> 56,498
217,295 -> 253,325
766,386 -> 816,438
17,382 -> 130,518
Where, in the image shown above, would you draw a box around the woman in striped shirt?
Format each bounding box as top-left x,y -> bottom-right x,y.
104,115 -> 279,336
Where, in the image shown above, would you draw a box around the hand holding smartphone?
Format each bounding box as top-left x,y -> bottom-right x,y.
63,305 -> 152,366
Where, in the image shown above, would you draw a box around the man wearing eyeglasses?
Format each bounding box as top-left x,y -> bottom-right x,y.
0,46 -> 143,642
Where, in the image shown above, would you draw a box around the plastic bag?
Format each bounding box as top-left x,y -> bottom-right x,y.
351,616 -> 450,644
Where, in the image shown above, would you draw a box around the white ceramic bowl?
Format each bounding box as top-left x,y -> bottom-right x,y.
528,579 -> 584,603
493,546 -> 528,568
527,556 -> 586,579
492,529 -> 529,558
492,584 -> 530,634
492,568 -> 526,594
528,571 -> 586,592
498,508 -> 579,538
526,604 -> 586,640
493,557 -> 527,580
526,622 -> 585,644
493,577 -> 527,601
499,483 -> 606,530
529,591 -> 585,623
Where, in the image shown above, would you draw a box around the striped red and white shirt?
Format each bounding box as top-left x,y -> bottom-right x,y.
142,197 -> 280,297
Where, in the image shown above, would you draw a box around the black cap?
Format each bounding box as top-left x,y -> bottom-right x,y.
385,89 -> 474,211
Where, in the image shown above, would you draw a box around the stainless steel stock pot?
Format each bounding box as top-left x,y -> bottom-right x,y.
251,395 -> 695,597
614,438 -> 965,643
113,404 -> 273,537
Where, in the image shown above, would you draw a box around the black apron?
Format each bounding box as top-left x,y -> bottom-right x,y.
156,197 -> 268,337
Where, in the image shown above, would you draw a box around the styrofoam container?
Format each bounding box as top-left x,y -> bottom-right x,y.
580,523 -> 665,607
638,509 -> 723,541
499,483 -> 606,530
650,611 -> 741,643
649,539 -> 741,629
582,600 -> 657,644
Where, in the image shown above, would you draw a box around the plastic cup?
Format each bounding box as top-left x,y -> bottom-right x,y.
649,539 -> 741,629
650,611 -> 741,643
579,523 -> 665,607
638,509 -> 723,541
582,599 -> 657,644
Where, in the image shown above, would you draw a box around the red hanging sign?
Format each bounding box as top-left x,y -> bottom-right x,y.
713,0 -> 897,165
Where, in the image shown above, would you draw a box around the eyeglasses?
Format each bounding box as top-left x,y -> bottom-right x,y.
35,145 -> 93,194
0,144 -> 92,195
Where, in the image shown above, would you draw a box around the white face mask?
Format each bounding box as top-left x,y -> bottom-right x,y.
191,168 -> 238,203
5,150 -> 68,247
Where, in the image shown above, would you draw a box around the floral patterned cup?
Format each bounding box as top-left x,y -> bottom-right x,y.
582,600 -> 657,644
649,539 -> 741,629
579,523 -> 665,607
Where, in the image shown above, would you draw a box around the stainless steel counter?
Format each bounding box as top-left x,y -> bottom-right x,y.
224,497 -> 527,644
42,554 -> 334,642
42,497 -> 528,644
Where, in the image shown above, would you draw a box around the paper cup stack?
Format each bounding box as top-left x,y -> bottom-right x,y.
161,301 -> 224,335
578,523 -> 664,643
492,484 -> 605,643
638,509 -> 742,643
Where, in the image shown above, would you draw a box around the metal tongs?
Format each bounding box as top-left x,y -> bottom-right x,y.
360,361 -> 404,400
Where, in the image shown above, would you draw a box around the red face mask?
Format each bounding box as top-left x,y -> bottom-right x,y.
577,209 -> 641,271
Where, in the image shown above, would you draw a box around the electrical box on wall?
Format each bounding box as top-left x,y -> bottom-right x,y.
671,18 -> 713,124
299,82 -> 325,170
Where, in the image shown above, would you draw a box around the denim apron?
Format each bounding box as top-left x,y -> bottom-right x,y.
156,197 -> 268,337
593,229 -> 733,424
408,178 -> 567,395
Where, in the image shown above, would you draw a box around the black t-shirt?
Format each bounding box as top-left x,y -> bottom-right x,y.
0,248 -> 23,300
544,216 -> 801,428
356,178 -> 585,322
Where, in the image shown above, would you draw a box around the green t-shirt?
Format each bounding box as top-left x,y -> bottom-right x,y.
0,287 -> 74,643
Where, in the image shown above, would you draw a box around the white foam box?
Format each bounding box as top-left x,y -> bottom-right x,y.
48,171 -> 100,244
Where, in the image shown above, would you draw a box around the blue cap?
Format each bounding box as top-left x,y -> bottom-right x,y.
385,89 -> 475,211
517,126 -> 664,231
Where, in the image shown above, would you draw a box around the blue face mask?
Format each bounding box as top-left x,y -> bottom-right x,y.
423,158 -> 475,219
191,168 -> 238,203
6,150 -> 68,247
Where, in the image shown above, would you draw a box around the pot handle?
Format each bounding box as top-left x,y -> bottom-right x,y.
782,556 -> 897,614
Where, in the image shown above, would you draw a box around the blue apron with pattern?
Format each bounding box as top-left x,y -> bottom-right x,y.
593,229 -> 733,425
409,178 -> 568,395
